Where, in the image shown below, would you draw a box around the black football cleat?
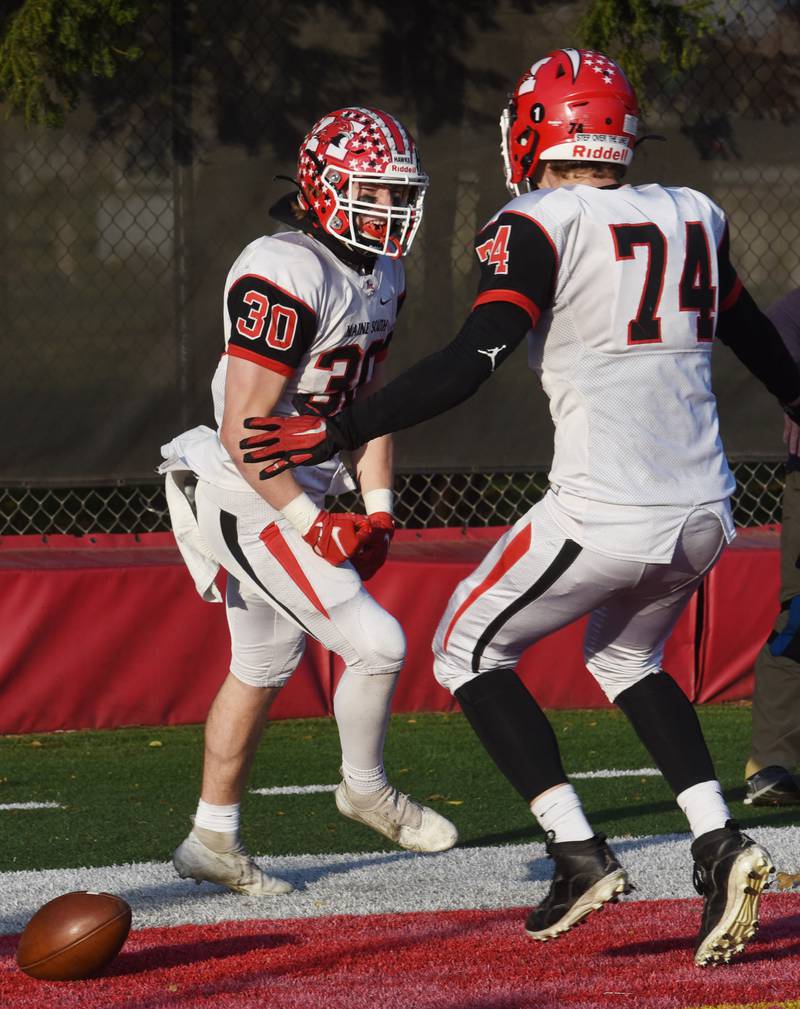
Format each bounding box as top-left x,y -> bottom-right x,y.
525,832 -> 632,941
744,765 -> 800,806
691,820 -> 773,967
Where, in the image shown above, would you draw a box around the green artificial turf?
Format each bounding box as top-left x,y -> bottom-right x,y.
0,705 -> 796,872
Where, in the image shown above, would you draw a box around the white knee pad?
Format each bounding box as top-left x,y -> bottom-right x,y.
226,576 -> 307,688
584,641 -> 663,702
335,592 -> 406,675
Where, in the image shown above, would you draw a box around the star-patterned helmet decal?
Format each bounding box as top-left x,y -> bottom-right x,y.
295,107 -> 429,258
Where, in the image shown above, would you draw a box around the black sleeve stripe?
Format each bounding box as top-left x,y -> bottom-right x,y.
227,273 -> 317,371
474,211 -> 558,317
503,210 -> 560,270
234,273 -> 316,316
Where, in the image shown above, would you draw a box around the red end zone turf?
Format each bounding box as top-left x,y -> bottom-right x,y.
1,895 -> 799,1009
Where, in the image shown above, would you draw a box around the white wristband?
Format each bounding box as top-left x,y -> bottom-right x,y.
281,492 -> 320,535
363,488 -> 393,516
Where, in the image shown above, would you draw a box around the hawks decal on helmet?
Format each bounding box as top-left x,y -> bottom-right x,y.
500,48 -> 640,195
297,107 -> 428,259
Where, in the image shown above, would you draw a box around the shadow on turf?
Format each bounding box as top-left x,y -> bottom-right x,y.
104,930 -> 298,977
104,850 -> 421,916
605,910 -> 800,964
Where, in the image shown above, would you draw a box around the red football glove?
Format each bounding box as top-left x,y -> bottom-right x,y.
241,415 -> 336,478
352,512 -> 396,581
303,510 -> 372,566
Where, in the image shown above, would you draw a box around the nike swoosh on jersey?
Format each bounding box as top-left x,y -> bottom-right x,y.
380,297 -> 392,305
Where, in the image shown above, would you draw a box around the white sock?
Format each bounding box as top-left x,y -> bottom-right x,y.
341,759 -> 388,795
530,783 -> 594,843
676,780 -> 730,838
194,799 -> 240,834
333,669 -> 397,793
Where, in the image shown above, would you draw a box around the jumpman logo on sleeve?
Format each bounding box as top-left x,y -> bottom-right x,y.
477,345 -> 507,372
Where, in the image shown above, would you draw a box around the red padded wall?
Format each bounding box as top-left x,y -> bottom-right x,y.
0,526 -> 776,733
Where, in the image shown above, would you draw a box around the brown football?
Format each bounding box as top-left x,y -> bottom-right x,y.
16,891 -> 132,981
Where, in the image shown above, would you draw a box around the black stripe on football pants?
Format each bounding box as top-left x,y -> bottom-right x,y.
470,539 -> 583,675
219,509 -> 316,637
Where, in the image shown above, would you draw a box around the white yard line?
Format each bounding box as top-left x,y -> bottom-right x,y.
571,768 -> 659,779
250,785 -> 338,796
0,802 -> 64,811
0,773 -> 660,813
248,770 -> 661,796
1,825 -> 797,937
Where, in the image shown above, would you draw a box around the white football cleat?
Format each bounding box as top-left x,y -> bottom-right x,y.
172,823 -> 293,896
335,780 -> 458,853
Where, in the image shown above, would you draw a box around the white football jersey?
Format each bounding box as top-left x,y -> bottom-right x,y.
472,183 -> 741,560
206,229 -> 405,495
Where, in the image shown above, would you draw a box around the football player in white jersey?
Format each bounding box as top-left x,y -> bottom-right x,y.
240,52 -> 800,965
159,107 -> 457,898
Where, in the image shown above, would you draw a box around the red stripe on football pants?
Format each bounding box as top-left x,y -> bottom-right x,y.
259,523 -> 330,618
443,523 -> 532,651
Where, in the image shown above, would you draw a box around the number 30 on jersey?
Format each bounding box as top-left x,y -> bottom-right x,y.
236,289 -> 299,349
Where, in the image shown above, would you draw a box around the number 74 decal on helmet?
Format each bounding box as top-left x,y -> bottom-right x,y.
476,224 -> 511,275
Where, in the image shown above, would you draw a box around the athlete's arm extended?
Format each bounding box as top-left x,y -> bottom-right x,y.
338,299 -> 530,447
241,210 -> 555,477
240,299 -> 532,475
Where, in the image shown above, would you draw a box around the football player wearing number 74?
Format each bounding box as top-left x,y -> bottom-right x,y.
241,50 -> 800,966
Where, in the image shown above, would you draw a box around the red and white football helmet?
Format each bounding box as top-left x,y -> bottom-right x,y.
500,48 -> 639,195
297,107 -> 428,259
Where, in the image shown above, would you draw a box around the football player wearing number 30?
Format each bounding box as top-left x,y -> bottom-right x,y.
158,107 -> 457,899
241,50 -> 800,965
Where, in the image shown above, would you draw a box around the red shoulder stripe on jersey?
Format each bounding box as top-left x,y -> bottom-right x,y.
259,523 -> 330,618
226,346 -> 295,377
234,273 -> 317,317
719,276 -> 743,313
442,523 -> 532,652
472,289 -> 541,327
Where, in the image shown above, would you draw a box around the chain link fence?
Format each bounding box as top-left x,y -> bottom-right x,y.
0,461 -> 784,536
1,1 -> 798,536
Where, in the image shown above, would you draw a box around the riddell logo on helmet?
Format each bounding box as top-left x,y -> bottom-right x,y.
572,143 -> 627,161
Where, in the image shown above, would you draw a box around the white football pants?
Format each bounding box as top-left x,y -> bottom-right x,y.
195,481 -> 406,687
433,495 -> 726,701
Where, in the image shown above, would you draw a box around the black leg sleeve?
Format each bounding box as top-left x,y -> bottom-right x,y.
614,672 -> 716,795
454,668 -> 568,803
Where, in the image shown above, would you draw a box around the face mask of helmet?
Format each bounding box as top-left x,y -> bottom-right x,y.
298,108 -> 429,259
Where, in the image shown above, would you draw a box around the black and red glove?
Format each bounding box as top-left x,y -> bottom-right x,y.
241,415 -> 338,478
352,512 -> 396,581
302,509 -> 372,566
